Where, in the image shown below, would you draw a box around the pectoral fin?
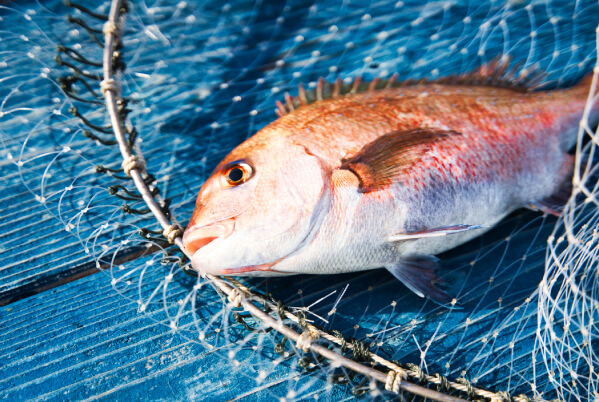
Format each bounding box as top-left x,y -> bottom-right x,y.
339,127 -> 460,193
388,224 -> 484,242
386,255 -> 452,304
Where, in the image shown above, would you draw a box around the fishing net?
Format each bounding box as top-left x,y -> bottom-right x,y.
1,0 -> 598,400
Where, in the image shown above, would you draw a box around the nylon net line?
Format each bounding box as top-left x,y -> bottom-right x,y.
0,0 -> 598,400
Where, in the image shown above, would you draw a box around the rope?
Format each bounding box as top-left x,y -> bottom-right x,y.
100,78 -> 118,94
456,378 -> 475,399
435,373 -> 450,392
102,20 -> 118,35
296,329 -> 320,353
163,224 -> 183,244
227,287 -> 243,308
121,154 -> 145,176
385,369 -> 407,394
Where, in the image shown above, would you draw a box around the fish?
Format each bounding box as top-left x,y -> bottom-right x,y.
182,58 -> 597,303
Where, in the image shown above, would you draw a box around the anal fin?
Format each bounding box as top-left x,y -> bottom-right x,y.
386,255 -> 452,304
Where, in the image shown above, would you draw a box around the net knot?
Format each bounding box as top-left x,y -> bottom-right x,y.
457,377 -> 475,399
100,78 -> 119,95
121,155 -> 145,176
490,392 -> 509,402
384,369 -> 407,393
434,373 -> 450,392
276,301 -> 286,320
350,338 -> 370,361
103,21 -> 119,36
296,329 -> 319,353
332,330 -> 347,352
406,363 -> 427,383
227,288 -> 243,308
163,224 -> 183,244
296,310 -> 308,328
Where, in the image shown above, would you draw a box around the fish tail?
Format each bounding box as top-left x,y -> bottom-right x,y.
575,71 -> 599,144
566,71 -> 597,111
556,71 -> 599,150
572,71 -> 598,113
576,71 -> 596,92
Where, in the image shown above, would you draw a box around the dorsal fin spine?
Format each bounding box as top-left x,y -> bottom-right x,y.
285,92 -> 295,112
275,100 -> 285,117
368,77 -> 380,91
316,77 -> 325,101
298,84 -> 308,105
351,76 -> 362,94
333,78 -> 342,97
385,73 -> 398,88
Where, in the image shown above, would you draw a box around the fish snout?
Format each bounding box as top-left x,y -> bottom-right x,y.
182,222 -> 231,256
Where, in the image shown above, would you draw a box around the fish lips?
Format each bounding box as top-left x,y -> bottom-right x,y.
182,220 -> 233,259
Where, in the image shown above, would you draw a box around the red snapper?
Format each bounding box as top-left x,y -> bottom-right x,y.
182,60 -> 595,302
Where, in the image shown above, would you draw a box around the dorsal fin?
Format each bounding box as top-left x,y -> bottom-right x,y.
276,56 -> 545,116
276,73 -> 402,116
432,56 -> 544,91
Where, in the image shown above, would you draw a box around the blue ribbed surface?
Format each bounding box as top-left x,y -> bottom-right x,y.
0,0 -> 597,400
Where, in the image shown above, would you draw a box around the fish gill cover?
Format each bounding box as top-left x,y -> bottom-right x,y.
0,0 -> 597,400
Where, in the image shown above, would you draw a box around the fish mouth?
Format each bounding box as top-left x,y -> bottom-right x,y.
182,221 -> 232,257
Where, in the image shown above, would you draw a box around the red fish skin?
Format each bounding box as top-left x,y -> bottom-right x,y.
270,83 -> 586,182
184,75 -> 594,281
212,80 -> 589,206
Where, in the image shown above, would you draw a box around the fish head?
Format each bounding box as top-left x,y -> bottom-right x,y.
183,135 -> 328,276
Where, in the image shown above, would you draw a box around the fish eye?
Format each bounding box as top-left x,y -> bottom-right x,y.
223,162 -> 253,186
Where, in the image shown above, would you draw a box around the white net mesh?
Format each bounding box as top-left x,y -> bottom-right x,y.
1,0 -> 598,400
538,71 -> 599,399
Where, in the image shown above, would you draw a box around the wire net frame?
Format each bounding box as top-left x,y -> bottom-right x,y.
97,0 -> 598,400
